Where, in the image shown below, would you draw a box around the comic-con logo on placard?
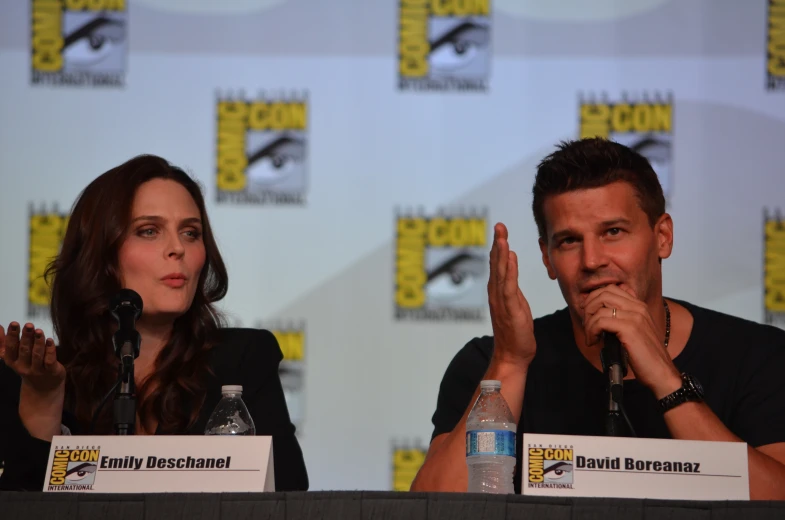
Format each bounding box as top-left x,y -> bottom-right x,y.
394,208 -> 488,321
527,445 -> 574,489
767,0 -> 785,91
579,92 -> 674,200
764,208 -> 785,327
28,205 -> 69,319
31,0 -> 127,87
397,0 -> 491,92
215,92 -> 308,206
391,440 -> 427,491
48,447 -> 100,491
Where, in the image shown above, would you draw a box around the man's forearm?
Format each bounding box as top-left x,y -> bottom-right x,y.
663,401 -> 785,500
410,359 -> 528,492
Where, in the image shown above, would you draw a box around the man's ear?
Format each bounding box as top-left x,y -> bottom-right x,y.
656,213 -> 674,260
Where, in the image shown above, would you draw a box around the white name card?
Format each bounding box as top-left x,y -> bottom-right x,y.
43,435 -> 274,493
521,434 -> 749,500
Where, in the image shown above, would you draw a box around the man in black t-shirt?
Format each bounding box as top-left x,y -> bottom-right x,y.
410,138 -> 785,498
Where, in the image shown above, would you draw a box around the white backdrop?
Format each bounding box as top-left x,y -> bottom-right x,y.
1,0 -> 784,491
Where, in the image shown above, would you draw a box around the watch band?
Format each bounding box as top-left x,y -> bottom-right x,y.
657,373 -> 704,414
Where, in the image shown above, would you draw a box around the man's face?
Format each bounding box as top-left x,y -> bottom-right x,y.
538,181 -> 672,321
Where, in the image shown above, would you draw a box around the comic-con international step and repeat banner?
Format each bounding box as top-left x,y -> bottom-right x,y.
1,0 -> 784,492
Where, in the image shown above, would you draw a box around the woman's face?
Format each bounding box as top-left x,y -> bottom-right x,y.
117,179 -> 206,323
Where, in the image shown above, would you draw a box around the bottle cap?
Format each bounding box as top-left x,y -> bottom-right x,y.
221,385 -> 243,394
480,380 -> 501,390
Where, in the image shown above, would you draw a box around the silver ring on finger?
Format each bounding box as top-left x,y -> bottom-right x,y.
612,307 -> 617,319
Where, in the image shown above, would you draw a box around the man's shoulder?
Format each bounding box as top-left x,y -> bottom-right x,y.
679,299 -> 785,369
683,299 -> 785,344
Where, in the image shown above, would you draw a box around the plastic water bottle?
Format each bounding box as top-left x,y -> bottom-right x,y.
466,380 -> 516,493
204,385 -> 256,435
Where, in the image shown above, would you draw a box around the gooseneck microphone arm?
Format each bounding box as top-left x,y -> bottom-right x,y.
110,289 -> 143,436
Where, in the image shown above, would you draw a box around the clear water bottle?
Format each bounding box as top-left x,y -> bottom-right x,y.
466,380 -> 516,494
204,385 -> 256,436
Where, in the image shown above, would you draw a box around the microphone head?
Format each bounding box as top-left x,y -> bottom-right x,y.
110,288 -> 143,320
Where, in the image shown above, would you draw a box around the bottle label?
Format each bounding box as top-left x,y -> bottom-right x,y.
466,429 -> 516,457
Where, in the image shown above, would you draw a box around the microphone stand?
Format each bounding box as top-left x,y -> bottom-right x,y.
113,330 -> 140,435
605,364 -> 625,436
601,333 -> 628,437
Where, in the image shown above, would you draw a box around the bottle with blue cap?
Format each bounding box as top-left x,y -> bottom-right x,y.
204,385 -> 256,436
466,380 -> 516,493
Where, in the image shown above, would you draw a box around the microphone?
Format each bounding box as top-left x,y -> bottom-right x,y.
109,288 -> 143,436
601,332 -> 629,437
600,332 -> 627,384
110,289 -> 143,361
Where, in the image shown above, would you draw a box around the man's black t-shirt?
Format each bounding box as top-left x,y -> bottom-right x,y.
430,299 -> 785,494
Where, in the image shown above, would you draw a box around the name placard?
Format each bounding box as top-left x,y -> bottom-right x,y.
522,434 -> 749,500
43,435 -> 274,493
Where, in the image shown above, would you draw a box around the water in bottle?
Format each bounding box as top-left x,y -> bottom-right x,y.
466,380 -> 516,494
204,385 -> 256,435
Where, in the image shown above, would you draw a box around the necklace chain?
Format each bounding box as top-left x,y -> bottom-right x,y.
664,299 -> 671,348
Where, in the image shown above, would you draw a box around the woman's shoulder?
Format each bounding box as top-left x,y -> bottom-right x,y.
210,328 -> 283,371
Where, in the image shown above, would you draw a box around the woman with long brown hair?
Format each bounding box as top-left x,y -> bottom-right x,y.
0,154 -> 308,491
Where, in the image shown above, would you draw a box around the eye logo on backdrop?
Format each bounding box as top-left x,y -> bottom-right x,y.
394,208 -> 488,321
27,206 -> 69,319
579,92 -> 674,199
215,92 -> 308,205
397,0 -> 491,92
767,0 -> 785,91
261,321 -> 306,434
763,208 -> 785,328
391,441 -> 426,491
30,0 -> 127,87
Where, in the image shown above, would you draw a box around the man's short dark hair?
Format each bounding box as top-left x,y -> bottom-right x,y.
532,137 -> 666,242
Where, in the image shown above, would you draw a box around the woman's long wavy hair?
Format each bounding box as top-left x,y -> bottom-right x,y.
45,155 -> 228,434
